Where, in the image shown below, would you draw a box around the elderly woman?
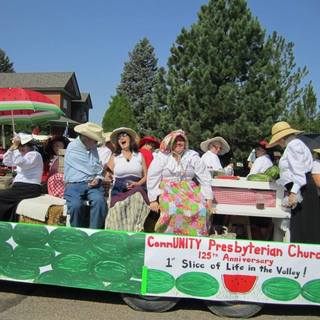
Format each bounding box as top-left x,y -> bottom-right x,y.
200,136 -> 233,176
0,134 -> 43,221
147,130 -> 213,236
105,127 -> 149,232
267,121 -> 320,244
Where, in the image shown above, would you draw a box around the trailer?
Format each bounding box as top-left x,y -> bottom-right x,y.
0,178 -> 319,318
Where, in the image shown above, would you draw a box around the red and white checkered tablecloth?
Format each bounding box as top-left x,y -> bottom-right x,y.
47,173 -> 64,198
212,187 -> 276,207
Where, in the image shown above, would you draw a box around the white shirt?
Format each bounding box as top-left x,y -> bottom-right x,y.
277,138 -> 313,194
201,151 -> 223,171
147,149 -> 213,201
97,146 -> 112,167
3,149 -> 43,185
201,150 -> 234,175
249,154 -> 273,175
312,159 -> 320,174
114,152 -> 143,178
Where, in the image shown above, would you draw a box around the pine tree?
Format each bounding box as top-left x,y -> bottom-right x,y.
143,67 -> 169,139
0,49 -> 14,72
163,0 -> 313,160
287,82 -> 320,132
117,38 -> 158,134
102,95 -> 138,132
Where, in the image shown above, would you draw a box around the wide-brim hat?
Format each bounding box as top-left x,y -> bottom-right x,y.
200,136 -> 230,155
74,122 -> 104,143
139,136 -> 160,148
267,121 -> 302,147
17,133 -> 34,145
103,132 -> 112,143
313,148 -> 320,154
110,127 -> 140,145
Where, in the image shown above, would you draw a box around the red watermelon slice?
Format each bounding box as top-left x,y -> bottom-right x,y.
223,274 -> 257,294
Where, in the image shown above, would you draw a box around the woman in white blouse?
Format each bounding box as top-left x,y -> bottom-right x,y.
267,121 -> 320,244
147,130 -> 214,236
248,140 -> 273,175
0,134 -> 43,222
200,136 -> 233,176
104,127 -> 149,232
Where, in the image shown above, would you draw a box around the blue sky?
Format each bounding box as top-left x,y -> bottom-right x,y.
1,0 -> 319,124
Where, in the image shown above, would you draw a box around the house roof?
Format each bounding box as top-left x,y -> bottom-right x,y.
72,92 -> 93,109
0,72 -> 81,99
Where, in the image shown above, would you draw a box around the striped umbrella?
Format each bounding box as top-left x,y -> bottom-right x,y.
0,88 -> 64,130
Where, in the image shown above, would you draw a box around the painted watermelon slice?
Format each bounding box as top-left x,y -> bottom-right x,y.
223,274 -> 257,294
215,176 -> 240,180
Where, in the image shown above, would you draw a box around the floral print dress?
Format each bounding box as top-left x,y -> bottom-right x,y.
147,149 -> 213,236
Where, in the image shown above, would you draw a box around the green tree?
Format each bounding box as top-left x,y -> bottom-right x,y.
143,67 -> 169,139
0,49 -> 14,72
117,38 -> 158,134
286,82 -> 320,132
162,0 -> 313,160
102,95 -> 138,132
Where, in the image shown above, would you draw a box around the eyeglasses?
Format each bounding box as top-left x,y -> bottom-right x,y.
117,132 -> 129,139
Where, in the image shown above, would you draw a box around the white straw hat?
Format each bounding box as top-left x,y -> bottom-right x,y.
200,136 -> 230,155
74,122 -> 104,143
110,127 -> 140,145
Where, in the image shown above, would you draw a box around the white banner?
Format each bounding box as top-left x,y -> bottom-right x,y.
144,235 -> 320,305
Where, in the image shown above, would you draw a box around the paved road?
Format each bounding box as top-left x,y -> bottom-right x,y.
0,281 -> 319,320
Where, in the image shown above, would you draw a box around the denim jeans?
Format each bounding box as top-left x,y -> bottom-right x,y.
64,181 -> 107,229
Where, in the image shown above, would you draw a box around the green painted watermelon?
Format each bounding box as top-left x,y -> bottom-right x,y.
223,274 -> 257,294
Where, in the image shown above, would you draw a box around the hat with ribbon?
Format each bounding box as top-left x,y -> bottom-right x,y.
267,121 -> 302,147
139,136 -> 160,148
74,122 -> 104,143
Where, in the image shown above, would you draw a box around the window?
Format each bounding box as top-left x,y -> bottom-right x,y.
62,98 -> 68,112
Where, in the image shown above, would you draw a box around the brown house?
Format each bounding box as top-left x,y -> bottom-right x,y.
0,72 -> 92,128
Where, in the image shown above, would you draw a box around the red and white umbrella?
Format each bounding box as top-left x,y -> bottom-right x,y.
0,88 -> 64,131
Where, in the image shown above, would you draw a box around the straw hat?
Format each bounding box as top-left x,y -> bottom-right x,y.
74,122 -> 104,143
110,127 -> 140,145
139,136 -> 160,148
267,121 -> 302,147
200,136 -> 230,155
103,132 -> 112,143
313,149 -> 320,154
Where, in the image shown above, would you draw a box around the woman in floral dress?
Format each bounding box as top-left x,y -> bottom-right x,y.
147,130 -> 214,236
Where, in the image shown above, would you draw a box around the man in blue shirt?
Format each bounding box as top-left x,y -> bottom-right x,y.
64,122 -> 107,228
